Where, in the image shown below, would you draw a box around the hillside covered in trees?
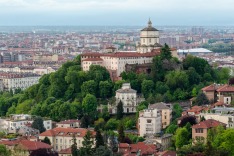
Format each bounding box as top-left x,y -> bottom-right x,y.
0,44 -> 231,123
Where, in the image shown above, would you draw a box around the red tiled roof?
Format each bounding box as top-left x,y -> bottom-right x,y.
19,140 -> 52,151
40,127 -> 94,138
157,150 -> 176,156
83,58 -> 103,61
192,119 -> 226,129
59,147 -> 72,154
0,140 -> 51,151
202,84 -> 217,91
119,143 -> 129,148
216,84 -> 234,92
119,142 -> 157,156
81,51 -> 161,58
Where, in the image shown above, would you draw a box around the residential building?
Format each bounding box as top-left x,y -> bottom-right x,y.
0,72 -> 40,92
39,127 -> 95,152
138,109 -> 162,137
56,120 -> 81,128
144,134 -> 173,151
0,139 -> 54,156
148,102 -> 172,129
118,142 -> 157,156
192,119 -> 226,143
199,107 -> 234,128
110,83 -> 143,114
202,84 -> 234,104
0,114 -> 52,133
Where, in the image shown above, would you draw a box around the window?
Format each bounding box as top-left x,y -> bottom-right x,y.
195,128 -> 203,133
149,39 -> 151,43
165,116 -> 167,119
147,119 -> 152,123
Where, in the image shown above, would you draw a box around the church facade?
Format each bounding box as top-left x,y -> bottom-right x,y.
80,20 -> 177,80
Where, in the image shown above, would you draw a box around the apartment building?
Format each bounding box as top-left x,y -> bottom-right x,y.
56,120 -> 81,128
0,72 -> 40,92
202,84 -> 234,104
138,109 -> 162,137
39,127 -> 95,152
199,107 -> 234,128
148,102 -> 172,129
192,119 -> 226,144
0,114 -> 52,133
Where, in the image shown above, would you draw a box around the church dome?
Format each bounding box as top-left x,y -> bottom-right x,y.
141,19 -> 158,31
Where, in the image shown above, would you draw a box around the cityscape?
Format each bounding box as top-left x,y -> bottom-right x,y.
0,0 -> 234,156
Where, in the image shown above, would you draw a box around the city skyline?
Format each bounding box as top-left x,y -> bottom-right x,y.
0,0 -> 234,26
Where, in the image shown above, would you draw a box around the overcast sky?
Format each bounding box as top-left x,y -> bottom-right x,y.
0,0 -> 234,26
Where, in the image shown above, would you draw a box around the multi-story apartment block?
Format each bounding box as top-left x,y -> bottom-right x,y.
138,109 -> 161,137
39,127 -> 95,152
0,72 -> 40,92
148,102 -> 172,129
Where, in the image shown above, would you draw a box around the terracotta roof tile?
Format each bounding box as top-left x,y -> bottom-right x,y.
40,127 -> 94,138
192,119 -> 226,129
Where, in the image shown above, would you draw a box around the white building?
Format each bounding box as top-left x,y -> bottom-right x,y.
0,114 -> 52,133
138,109 -> 162,137
112,83 -> 138,114
0,72 -> 40,92
199,107 -> 234,128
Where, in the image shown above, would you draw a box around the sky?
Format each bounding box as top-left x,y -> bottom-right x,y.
0,0 -> 234,26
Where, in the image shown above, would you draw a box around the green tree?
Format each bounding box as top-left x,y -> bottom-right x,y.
116,100 -> 124,120
42,137 -> 51,145
165,124 -> 178,134
195,92 -> 210,105
0,144 -> 11,156
82,94 -> 97,117
160,43 -> 172,60
81,80 -> 98,97
79,131 -> 94,155
175,127 -> 189,149
141,80 -> 154,99
94,146 -> 112,156
105,119 -> 119,130
118,122 -> 125,143
71,134 -> 78,156
31,116 -> 46,133
99,81 -> 113,98
95,128 -> 104,148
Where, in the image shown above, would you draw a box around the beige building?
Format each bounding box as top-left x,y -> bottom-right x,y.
202,84 -> 234,104
148,102 -> 172,129
192,119 -> 226,144
0,72 -> 40,92
39,127 -> 95,152
199,107 -> 234,128
56,120 -> 81,128
138,109 -> 162,137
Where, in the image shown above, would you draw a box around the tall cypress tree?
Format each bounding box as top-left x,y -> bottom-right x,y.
79,130 -> 94,155
71,134 -> 78,156
95,127 -> 104,148
116,100 -> 124,120
118,122 -> 125,143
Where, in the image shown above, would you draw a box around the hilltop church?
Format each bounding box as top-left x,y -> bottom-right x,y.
80,19 -> 177,80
